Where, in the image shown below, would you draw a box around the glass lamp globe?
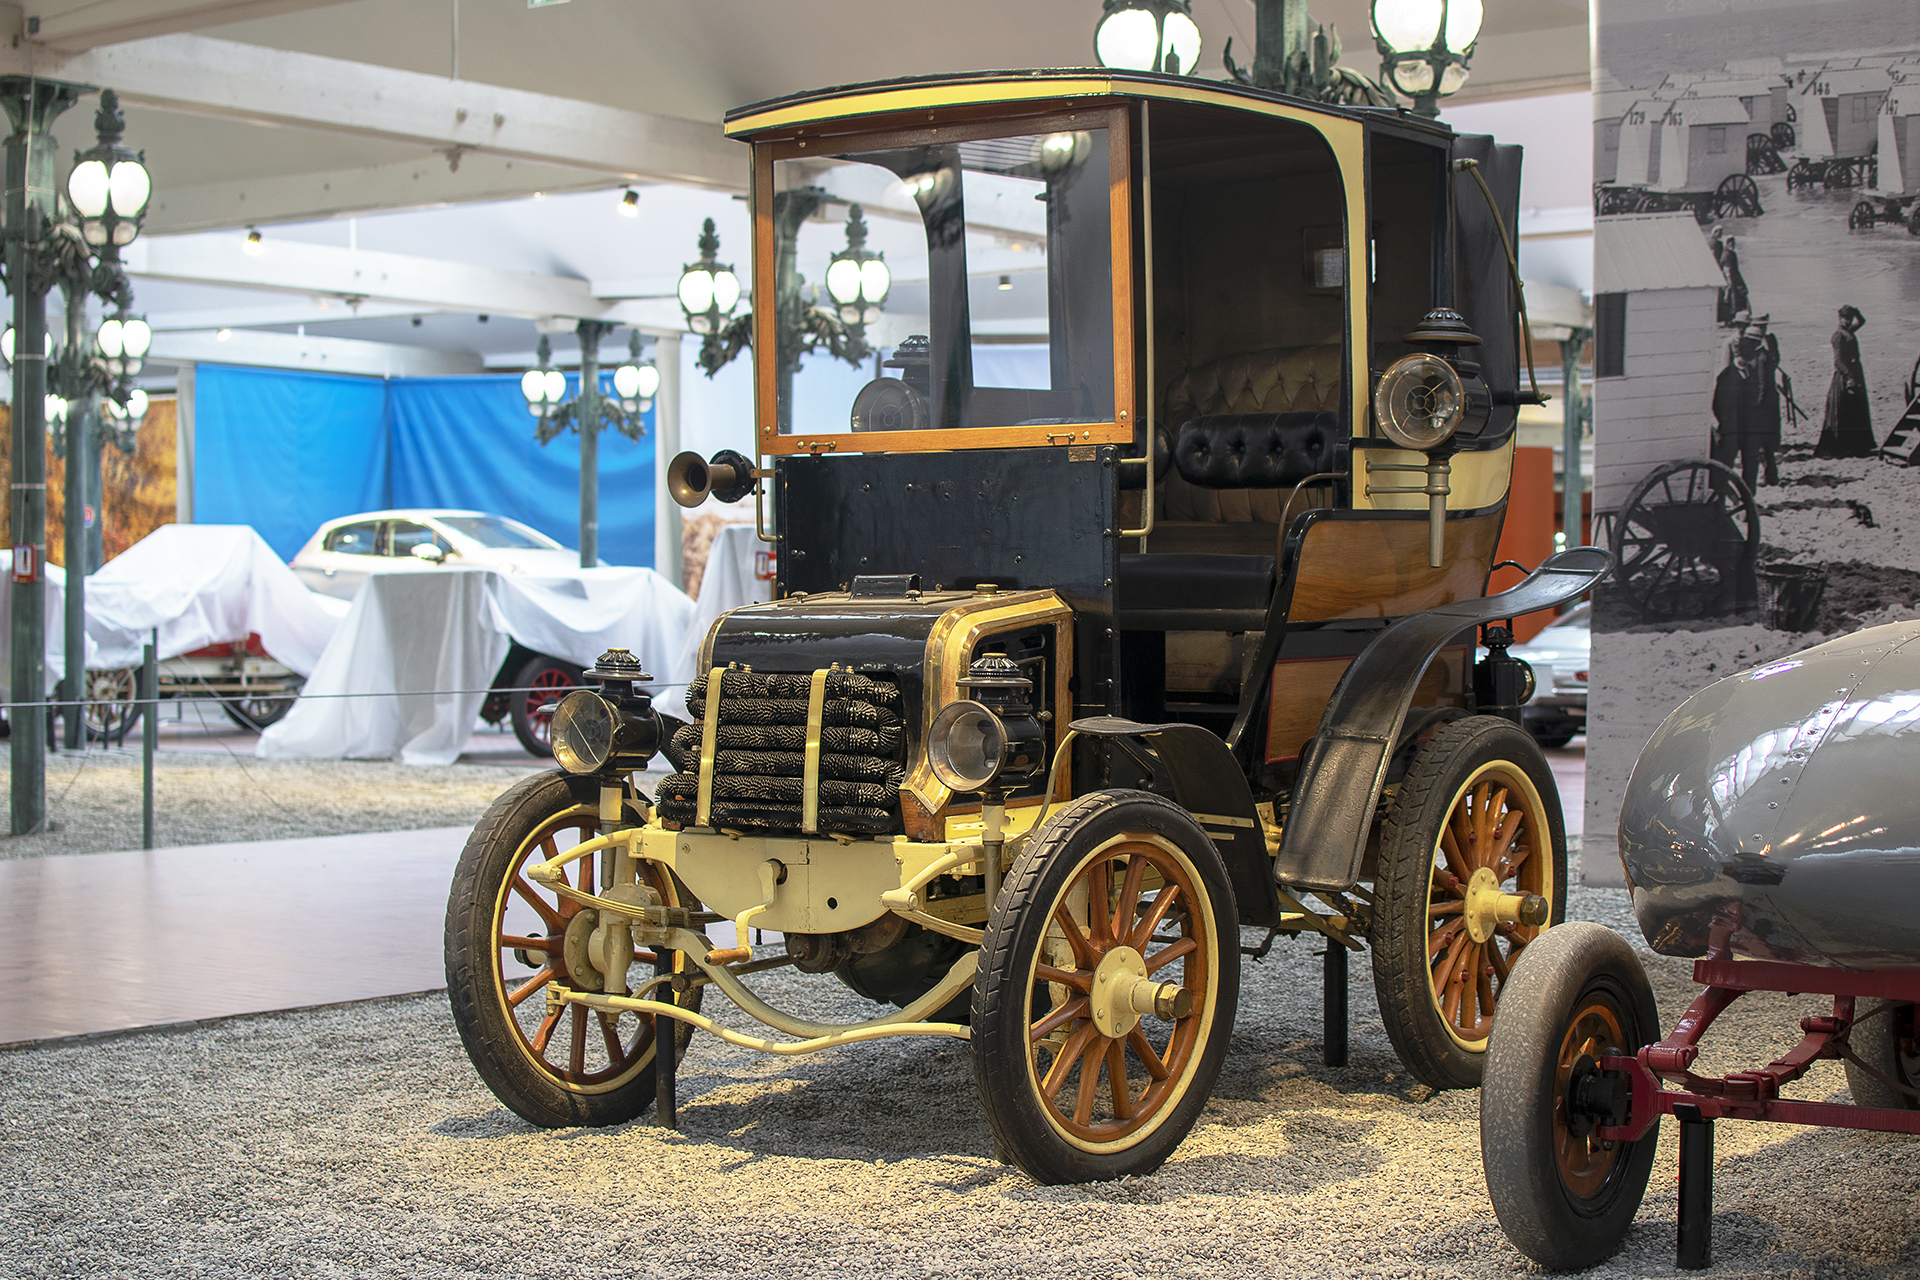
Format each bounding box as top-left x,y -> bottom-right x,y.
612,363 -> 642,400
97,318 -> 124,358
1094,0 -> 1202,76
521,368 -> 547,413
543,370 -> 566,402
633,364 -> 660,400
678,267 -> 715,316
826,257 -> 863,307
67,159 -> 110,218
109,160 -> 151,220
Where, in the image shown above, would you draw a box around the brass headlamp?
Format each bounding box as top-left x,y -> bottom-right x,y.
549,648 -> 665,775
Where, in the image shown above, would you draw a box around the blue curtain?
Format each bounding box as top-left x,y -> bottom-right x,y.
194,364 -> 391,560
194,365 -> 657,566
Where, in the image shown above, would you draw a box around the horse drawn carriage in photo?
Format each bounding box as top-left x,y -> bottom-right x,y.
1483,621 -> 1920,1270
443,66 -> 1604,1182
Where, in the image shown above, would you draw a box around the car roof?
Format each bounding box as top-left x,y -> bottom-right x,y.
317,509 -> 491,530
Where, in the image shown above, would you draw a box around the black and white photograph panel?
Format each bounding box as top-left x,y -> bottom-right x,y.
1585,0 -> 1920,880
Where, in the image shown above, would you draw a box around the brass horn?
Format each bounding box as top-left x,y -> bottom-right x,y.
668,448 -> 756,508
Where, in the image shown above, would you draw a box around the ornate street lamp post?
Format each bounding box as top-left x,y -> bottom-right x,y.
680,199 -> 885,431
522,323 -> 649,568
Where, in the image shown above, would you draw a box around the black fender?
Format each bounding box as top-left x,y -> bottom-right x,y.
1275,547 -> 1610,891
1064,716 -> 1279,928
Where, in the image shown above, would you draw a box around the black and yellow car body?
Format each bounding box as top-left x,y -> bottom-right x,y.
444,67 -> 1607,1184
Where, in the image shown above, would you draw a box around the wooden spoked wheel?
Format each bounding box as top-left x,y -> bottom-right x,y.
491,806 -> 673,1092
1027,837 -> 1210,1147
1610,458 -> 1759,623
446,770 -> 696,1128
1374,716 -> 1566,1090
83,667 -> 141,742
1424,761 -> 1553,1051
974,790 -> 1239,1184
1482,922 -> 1660,1271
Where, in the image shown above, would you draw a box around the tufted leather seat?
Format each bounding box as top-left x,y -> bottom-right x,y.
1159,344 -> 1345,523
1173,412 -> 1344,490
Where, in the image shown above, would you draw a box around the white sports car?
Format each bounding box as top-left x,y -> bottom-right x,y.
289,509 -> 581,600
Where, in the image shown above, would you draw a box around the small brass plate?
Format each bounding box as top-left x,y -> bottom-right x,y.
1067,444 -> 1097,462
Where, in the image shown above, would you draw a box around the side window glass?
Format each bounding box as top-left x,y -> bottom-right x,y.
324,523 -> 380,556
387,522 -> 447,557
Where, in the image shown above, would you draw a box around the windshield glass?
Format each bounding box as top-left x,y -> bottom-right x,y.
774,127 -> 1114,438
437,515 -> 558,550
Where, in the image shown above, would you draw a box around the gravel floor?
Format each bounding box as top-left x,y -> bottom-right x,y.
4,872 -> 1916,1279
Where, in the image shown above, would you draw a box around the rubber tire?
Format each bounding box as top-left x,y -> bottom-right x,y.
1845,1000 -> 1920,1110
1373,715 -> 1568,1090
445,769 -> 693,1128
972,789 -> 1240,1184
509,655 -> 583,757
1481,922 -> 1660,1272
220,679 -> 304,732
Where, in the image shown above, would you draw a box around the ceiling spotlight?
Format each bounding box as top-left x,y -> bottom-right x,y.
216,327 -> 233,341
998,275 -> 1013,290
244,226 -> 263,254
411,317 -> 423,327
619,188 -> 640,216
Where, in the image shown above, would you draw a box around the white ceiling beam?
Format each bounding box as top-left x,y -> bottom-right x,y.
25,0 -> 355,51
127,231 -> 609,319
144,153 -> 609,235
124,231 -> 692,329
149,328 -> 483,377
0,34 -> 746,190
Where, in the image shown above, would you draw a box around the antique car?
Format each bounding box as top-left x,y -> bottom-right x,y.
1481,621 -> 1920,1271
444,67 -> 1607,1184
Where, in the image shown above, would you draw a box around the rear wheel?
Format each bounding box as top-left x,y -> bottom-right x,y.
509,655 -> 583,756
972,790 -> 1239,1183
1845,1000 -> 1920,1110
1481,922 -> 1660,1271
445,770 -> 699,1128
1851,200 -> 1877,230
1373,716 -> 1566,1089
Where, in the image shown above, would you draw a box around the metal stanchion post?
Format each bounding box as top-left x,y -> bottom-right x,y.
141,628 -> 155,850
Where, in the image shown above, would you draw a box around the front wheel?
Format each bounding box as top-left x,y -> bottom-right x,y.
83,667 -> 142,742
445,770 -> 698,1128
1481,922 -> 1661,1271
972,790 -> 1240,1184
1372,715 -> 1567,1089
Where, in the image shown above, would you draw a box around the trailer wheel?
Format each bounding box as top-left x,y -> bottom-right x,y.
1850,200 -> 1877,230
1714,173 -> 1762,219
972,790 -> 1239,1183
1908,205 -> 1920,237
510,655 -> 583,756
445,770 -> 698,1128
220,679 -> 304,731
1481,922 -> 1660,1271
1845,1000 -> 1920,1110
1373,716 -> 1566,1089
82,666 -> 142,742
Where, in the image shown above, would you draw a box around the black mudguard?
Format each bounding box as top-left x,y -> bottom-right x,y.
1274,547 -> 1611,891
1066,716 -> 1280,928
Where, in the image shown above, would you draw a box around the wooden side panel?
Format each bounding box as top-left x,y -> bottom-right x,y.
1265,644 -> 1469,763
1287,511 -> 1503,622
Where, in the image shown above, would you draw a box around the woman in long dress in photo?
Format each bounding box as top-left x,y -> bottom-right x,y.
1815,304 -> 1874,458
